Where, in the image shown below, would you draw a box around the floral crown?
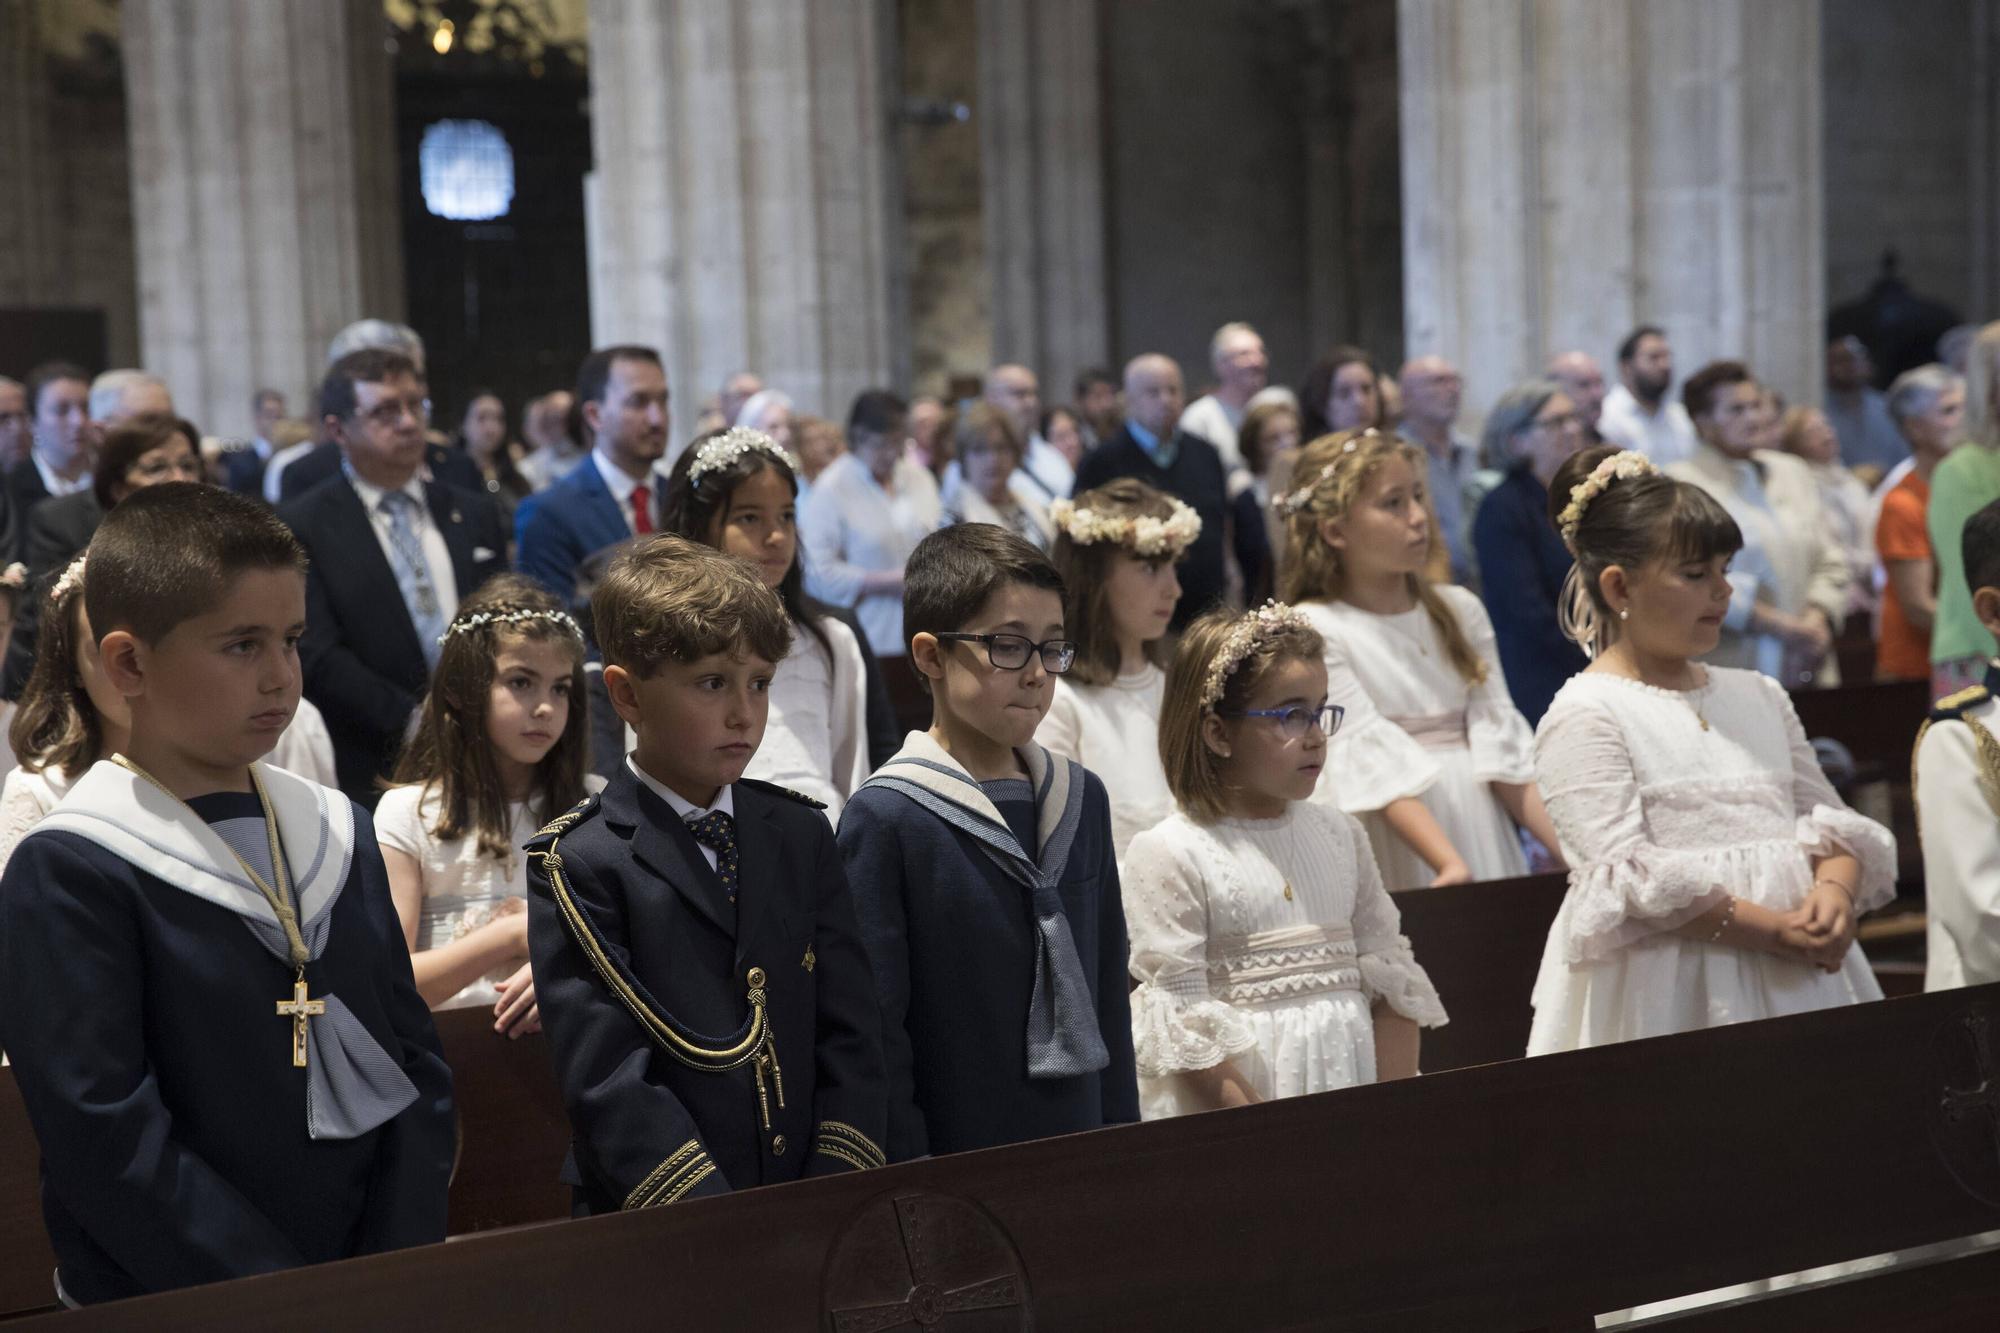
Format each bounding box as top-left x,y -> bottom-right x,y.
1274,429 -> 1383,517
1048,495 -> 1203,558
687,427 -> 801,487
1556,451 -> 1656,550
1201,600 -> 1313,711
50,552 -> 86,602
438,606 -> 583,647
0,563 -> 26,593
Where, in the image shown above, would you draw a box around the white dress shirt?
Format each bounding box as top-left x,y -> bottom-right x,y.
32,451 -> 90,498
1598,384 -> 1700,467
801,452 -> 942,656
593,450 -> 649,535
1178,394 -> 1248,475
626,757 -> 734,874
344,471 -> 460,624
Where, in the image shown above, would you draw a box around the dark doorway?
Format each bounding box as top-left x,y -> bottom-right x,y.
392,21 -> 592,443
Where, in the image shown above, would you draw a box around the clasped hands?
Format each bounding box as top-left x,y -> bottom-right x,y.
1769,879 -> 1855,973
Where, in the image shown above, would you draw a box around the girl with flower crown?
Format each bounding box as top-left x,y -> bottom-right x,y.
1037,479 -> 1197,869
1122,602 -> 1445,1119
378,574 -> 601,1030
1527,446 -> 1893,1056
1278,428 -> 1562,890
661,426 -> 873,816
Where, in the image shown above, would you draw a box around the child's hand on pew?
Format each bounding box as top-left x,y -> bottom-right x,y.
492,965 -> 542,1038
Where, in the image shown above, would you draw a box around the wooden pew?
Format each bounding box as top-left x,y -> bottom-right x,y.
0,1006 -> 574,1322
26,983 -> 2000,1331
1393,871 -> 1566,1071
1790,675 -> 1932,892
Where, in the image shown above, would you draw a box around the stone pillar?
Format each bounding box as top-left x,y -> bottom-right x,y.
0,0 -> 57,311
977,0 -> 1108,392
121,0 -> 404,438
1398,0 -> 1824,426
586,0 -> 902,445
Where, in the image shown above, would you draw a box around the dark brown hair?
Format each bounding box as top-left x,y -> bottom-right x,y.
391,574 -> 591,861
86,482 -> 307,648
658,428 -> 831,658
1680,359 -> 1754,421
1051,479 -> 1183,687
1237,399 -> 1302,476
319,348 -> 419,424
1159,606 -> 1324,824
1279,429 -> 1486,685
1547,445 -> 1743,655
9,557 -> 99,776
1298,346 -> 1381,438
92,414 -> 200,511
592,533 -> 792,678
905,521 -> 1064,646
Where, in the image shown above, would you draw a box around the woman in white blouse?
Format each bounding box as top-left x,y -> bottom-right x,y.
940,404 -> 1054,550
800,390 -> 941,658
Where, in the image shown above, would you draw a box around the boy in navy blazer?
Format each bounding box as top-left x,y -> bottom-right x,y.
528,534 -> 886,1213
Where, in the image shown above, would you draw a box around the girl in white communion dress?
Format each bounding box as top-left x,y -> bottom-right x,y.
1122,602 -> 1445,1121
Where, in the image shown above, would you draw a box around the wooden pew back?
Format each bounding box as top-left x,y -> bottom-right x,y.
28,984 -> 2000,1331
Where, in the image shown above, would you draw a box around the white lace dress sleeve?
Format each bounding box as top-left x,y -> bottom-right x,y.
1450,587 -> 1536,784
1340,808 -> 1448,1027
1764,674 -> 1897,913
1306,605 -> 1439,814
1122,821 -> 1258,1079
0,766 -> 63,878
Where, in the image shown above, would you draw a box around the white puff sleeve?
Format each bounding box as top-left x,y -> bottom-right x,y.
1317,618 -> 1440,814
1122,823 -> 1257,1077
1450,587 -> 1536,784
1534,696 -> 1732,962
1762,674 -> 1897,913
1334,807 -> 1447,1027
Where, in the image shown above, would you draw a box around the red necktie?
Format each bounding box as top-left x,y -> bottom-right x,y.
631,483 -> 653,535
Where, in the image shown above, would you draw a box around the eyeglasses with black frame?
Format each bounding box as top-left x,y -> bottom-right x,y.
1220,702 -> 1345,738
934,632 -> 1077,674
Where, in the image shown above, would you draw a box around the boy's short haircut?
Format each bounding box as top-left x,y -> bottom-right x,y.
1962,497 -> 2000,600
905,523 -> 1066,648
85,481 -> 308,646
591,533 -> 792,678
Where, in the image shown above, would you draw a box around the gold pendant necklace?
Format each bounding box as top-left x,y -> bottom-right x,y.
113,756 -> 322,1068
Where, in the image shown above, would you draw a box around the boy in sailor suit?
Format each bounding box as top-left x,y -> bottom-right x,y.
0,485 -> 455,1306
1917,497 -> 2000,990
527,535 -> 886,1214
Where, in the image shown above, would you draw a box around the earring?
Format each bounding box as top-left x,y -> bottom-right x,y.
1618,607 -> 1630,621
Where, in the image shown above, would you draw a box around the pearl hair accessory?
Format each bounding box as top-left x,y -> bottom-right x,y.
1201,600 -> 1313,711
50,552 -> 86,602
437,607 -> 583,646
1557,450 -> 1656,550
1048,494 -> 1203,558
1274,430 -> 1377,517
686,427 -> 801,487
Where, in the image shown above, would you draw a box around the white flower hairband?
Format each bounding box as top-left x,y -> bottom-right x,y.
50,552 -> 86,602
1202,600 -> 1313,711
1274,429 -> 1383,517
687,427 -> 802,487
438,607 -> 582,647
0,563 -> 26,592
1048,495 -> 1203,558
1556,451 -> 1656,550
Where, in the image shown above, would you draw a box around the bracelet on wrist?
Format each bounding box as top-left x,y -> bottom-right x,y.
1703,898 -> 1737,944
1814,878 -> 1856,902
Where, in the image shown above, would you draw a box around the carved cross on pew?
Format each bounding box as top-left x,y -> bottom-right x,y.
1941,1013 -> 2000,1157
830,1194 -> 1026,1331
275,976 -> 325,1069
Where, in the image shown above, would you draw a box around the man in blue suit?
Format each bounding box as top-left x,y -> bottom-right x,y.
516,345 -> 670,600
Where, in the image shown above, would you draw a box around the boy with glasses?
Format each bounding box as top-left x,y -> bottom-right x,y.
839,523 -> 1138,1161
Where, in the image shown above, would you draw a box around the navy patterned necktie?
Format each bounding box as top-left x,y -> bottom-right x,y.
687,811 -> 739,902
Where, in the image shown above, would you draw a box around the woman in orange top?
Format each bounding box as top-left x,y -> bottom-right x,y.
1875,365 -> 1966,680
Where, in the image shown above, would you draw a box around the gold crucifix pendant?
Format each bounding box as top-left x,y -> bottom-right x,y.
275,975 -> 326,1069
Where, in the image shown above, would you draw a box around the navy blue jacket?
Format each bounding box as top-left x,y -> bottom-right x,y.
1472,466 -> 1588,725
837,771 -> 1139,1162
0,815 -> 455,1305
526,768 -> 888,1215
514,455 -> 632,601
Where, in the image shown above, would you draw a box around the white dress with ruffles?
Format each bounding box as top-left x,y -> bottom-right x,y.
1035,665 -> 1173,872
1527,668 -> 1893,1056
1297,589 -> 1533,890
1122,803 -> 1446,1120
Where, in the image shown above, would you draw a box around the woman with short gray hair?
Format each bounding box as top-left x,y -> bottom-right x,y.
1470,379 -> 1590,723
1876,363 -> 1967,680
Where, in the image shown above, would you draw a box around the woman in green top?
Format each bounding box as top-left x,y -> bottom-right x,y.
1927,321 -> 2000,698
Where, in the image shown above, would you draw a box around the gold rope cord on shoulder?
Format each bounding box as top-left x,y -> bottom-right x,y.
537,836 -> 768,1072
1914,711 -> 2000,842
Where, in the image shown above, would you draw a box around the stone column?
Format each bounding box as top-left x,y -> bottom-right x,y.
586,0 -> 902,445
0,0 -> 57,311
121,0 -> 403,438
1398,0 -> 1824,425
977,0 -> 1109,392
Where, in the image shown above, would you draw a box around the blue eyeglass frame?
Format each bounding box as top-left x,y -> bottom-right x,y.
1225,703 -> 1346,737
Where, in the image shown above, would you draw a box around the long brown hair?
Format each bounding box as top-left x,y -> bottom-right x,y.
390,574 -> 591,862
1278,428 -> 1486,686
1052,478 -> 1184,687
10,556 -> 101,776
